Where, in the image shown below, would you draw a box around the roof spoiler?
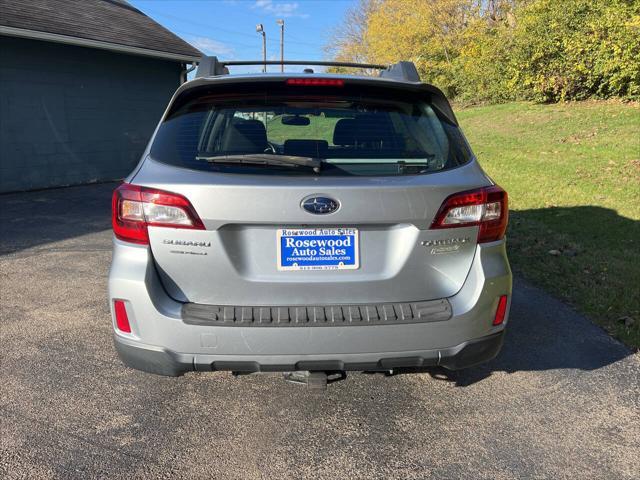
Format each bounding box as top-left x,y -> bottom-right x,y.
192,57 -> 457,124
195,57 -> 421,83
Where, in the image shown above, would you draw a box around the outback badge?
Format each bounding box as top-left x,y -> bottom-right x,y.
422,237 -> 471,254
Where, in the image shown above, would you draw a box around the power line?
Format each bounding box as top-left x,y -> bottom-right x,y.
167,26 -> 323,59
140,5 -> 326,48
141,7 -> 262,41
169,28 -> 257,50
135,4 -> 327,61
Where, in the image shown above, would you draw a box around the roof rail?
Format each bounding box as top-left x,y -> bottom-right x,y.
195,57 -> 421,82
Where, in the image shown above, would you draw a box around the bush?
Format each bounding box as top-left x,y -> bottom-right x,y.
510,0 -> 640,102
454,18 -> 517,103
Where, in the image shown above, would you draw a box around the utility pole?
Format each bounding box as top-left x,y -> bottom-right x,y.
256,24 -> 266,72
276,19 -> 284,73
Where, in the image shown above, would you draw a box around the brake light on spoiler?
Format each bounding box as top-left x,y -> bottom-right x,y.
430,186 -> 508,243
112,184 -> 205,244
286,78 -> 344,87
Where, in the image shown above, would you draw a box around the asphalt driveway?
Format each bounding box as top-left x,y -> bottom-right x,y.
1,183 -> 638,479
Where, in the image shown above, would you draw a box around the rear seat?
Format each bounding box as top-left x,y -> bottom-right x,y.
284,139 -> 328,158
330,115 -> 405,157
280,115 -> 406,159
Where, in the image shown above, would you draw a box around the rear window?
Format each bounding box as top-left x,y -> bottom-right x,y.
149,83 -> 473,176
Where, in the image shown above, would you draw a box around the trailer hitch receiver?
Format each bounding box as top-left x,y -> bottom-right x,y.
283,371 -> 347,391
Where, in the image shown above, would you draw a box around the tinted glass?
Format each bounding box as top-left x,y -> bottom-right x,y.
149,85 -> 473,176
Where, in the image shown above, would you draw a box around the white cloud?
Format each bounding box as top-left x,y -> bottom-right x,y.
252,0 -> 309,19
188,36 -> 235,58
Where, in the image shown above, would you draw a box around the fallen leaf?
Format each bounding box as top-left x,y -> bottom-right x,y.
617,316 -> 635,328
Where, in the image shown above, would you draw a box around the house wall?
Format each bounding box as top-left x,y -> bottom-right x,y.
0,36 -> 182,192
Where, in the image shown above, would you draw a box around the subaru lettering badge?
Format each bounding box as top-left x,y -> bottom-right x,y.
301,196 -> 340,215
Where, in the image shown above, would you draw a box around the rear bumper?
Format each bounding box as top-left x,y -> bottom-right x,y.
108,238 -> 511,376
114,330 -> 505,376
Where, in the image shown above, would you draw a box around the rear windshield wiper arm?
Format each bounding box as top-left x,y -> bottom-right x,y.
196,154 -> 321,172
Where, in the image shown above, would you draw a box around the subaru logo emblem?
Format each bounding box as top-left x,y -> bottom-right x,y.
301,196 -> 340,215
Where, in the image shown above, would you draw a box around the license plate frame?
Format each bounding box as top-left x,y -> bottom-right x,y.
277,227 -> 359,271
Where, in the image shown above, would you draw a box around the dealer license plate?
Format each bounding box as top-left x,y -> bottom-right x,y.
277,228 -> 359,271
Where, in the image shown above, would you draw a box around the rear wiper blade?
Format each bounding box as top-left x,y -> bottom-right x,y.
196,154 -> 321,172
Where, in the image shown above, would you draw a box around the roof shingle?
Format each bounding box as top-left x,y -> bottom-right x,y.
0,0 -> 202,60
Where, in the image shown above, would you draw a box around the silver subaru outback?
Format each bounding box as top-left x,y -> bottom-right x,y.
109,58 -> 511,383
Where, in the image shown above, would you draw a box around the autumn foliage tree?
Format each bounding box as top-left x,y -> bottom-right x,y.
324,0 -> 381,75
365,0 -> 477,96
327,0 -> 640,103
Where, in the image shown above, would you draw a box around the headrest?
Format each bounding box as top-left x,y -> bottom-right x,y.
223,119 -> 268,153
333,116 -> 403,150
332,119 -> 357,146
233,119 -> 267,138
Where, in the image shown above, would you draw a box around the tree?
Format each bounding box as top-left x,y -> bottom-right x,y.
363,0 -> 478,96
325,0 -> 640,102
325,0 -> 380,74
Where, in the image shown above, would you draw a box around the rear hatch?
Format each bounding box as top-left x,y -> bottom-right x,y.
131,78 -> 493,306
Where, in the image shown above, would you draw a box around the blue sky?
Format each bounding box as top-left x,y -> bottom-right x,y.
128,0 -> 354,73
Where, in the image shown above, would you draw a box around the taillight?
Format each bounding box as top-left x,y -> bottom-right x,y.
430,186 -> 508,243
113,300 -> 131,333
111,183 -> 205,244
286,78 -> 344,87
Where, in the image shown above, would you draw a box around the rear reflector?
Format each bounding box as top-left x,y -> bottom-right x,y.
430,185 -> 508,243
112,183 -> 205,244
286,78 -> 344,87
493,295 -> 508,326
114,300 -> 131,333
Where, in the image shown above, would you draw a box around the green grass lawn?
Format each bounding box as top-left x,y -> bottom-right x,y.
457,101 -> 640,349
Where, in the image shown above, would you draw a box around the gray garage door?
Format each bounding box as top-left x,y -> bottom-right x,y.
0,36 -> 181,192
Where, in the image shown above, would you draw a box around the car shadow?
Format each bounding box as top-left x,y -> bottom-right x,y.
379,276 -> 633,386
0,182 -> 116,255
386,204 -> 639,386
